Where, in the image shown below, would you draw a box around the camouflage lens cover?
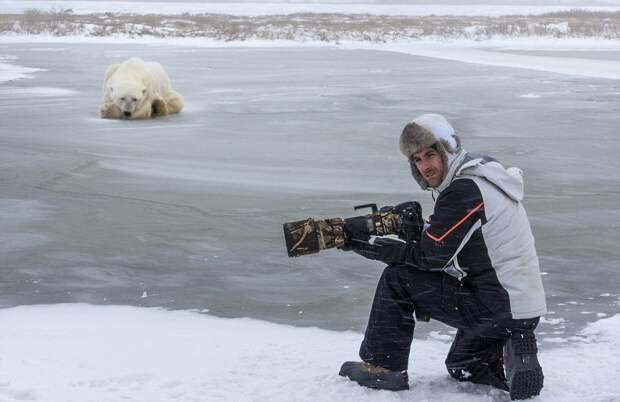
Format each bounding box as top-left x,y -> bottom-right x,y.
283,217 -> 346,257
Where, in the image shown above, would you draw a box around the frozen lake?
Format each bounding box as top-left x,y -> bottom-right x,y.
1,42 -> 619,342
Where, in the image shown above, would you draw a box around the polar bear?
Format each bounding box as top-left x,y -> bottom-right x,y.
100,57 -> 184,119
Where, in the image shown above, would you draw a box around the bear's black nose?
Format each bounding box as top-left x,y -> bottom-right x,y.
123,111 -> 131,117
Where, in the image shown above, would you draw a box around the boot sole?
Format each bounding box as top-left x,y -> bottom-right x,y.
505,333 -> 544,400
510,367 -> 544,400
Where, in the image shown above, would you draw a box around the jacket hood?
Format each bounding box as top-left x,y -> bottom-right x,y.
433,149 -> 468,194
453,154 -> 525,202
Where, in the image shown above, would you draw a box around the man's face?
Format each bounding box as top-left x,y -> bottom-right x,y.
412,147 -> 444,188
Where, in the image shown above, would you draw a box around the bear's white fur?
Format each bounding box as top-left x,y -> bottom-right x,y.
100,57 -> 184,119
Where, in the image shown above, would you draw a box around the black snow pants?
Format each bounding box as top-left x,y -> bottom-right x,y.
359,264 -> 539,390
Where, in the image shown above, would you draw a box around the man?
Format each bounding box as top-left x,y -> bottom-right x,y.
339,114 -> 547,400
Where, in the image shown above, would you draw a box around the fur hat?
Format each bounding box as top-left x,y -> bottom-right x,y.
399,113 -> 462,190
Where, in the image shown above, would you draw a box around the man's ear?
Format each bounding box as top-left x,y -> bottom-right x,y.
110,86 -> 114,93
142,88 -> 147,96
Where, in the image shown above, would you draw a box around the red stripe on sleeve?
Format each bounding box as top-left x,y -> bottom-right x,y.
426,202 -> 484,242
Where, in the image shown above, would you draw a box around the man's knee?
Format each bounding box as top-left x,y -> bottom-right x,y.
379,263 -> 408,285
382,263 -> 406,274
381,262 -> 431,282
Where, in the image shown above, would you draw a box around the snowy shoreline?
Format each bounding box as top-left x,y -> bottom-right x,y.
0,304 -> 617,402
3,8 -> 620,41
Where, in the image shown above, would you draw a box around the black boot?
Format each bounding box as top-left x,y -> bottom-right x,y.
504,332 -> 544,400
339,361 -> 409,391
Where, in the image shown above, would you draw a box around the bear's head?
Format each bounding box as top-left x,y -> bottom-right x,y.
109,81 -> 148,119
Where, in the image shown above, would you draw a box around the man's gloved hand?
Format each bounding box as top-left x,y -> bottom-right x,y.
346,239 -> 379,260
372,237 -> 408,265
345,236 -> 409,266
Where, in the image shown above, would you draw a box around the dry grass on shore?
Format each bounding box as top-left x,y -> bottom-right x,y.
1,8 -> 620,41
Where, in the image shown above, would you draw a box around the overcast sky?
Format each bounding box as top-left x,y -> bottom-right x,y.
59,0 -> 620,5
201,0 -> 620,3
194,0 -> 620,4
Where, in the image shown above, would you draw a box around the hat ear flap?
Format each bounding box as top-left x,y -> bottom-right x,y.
435,142 -> 450,183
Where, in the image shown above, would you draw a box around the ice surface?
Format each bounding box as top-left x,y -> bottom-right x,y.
5,36 -> 620,79
0,86 -> 77,96
0,2 -> 619,399
0,199 -> 51,253
0,304 -> 618,402
0,39 -> 618,340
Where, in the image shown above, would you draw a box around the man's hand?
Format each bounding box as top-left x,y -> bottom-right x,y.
345,239 -> 379,260
345,236 -> 409,266
372,237 -> 408,265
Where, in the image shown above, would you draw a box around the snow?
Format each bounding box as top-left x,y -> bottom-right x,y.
0,304 -> 618,402
540,317 -> 567,325
0,54 -> 42,84
4,1 -> 620,17
344,39 -> 620,80
428,330 -> 453,342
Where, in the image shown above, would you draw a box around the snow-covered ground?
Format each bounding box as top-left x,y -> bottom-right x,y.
3,1 -> 620,16
0,54 -> 42,83
0,304 -> 618,402
349,39 -> 620,79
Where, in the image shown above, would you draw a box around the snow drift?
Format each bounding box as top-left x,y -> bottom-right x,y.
0,304 -> 617,402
